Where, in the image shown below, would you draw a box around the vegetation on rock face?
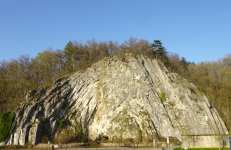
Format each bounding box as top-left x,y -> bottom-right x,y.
58,119 -> 65,128
189,87 -> 196,94
67,109 -> 73,117
160,92 -> 166,102
0,111 -> 15,141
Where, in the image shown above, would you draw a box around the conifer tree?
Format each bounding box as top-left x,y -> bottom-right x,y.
64,41 -> 74,70
151,40 -> 169,65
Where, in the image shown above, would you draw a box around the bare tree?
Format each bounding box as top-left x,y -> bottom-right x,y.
216,135 -> 228,149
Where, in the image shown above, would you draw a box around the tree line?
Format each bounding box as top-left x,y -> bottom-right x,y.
186,55 -> 231,131
167,52 -> 231,131
0,37 -> 230,132
0,37 -> 169,115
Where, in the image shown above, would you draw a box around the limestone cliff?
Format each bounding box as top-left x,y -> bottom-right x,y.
1,54 -> 228,145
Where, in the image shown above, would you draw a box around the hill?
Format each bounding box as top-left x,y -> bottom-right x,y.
0,54 -> 228,146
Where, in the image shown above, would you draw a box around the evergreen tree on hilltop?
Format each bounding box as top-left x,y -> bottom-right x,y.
64,41 -> 74,67
151,40 -> 169,65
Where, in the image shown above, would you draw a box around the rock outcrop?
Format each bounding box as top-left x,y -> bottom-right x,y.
1,54 -> 228,145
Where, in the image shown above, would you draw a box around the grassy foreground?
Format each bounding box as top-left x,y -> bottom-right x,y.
174,148 -> 230,150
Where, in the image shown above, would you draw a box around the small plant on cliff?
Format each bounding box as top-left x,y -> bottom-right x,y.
59,119 -> 65,128
189,87 -> 196,94
160,92 -> 166,102
67,109 -> 73,117
141,119 -> 145,131
0,111 -> 15,141
39,117 -> 46,122
168,77 -> 174,82
139,111 -> 148,117
111,111 -> 122,122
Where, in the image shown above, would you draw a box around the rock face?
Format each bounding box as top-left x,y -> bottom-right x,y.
2,54 -> 228,145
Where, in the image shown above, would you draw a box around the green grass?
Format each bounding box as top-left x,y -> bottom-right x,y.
174,148 -> 230,150
0,111 -> 15,141
0,148 -> 47,150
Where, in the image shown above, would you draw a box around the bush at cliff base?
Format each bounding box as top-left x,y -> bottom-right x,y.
0,111 -> 15,141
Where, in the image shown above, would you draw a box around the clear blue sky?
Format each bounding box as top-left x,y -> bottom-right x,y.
0,0 -> 230,64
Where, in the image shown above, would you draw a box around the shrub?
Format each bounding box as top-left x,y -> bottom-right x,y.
54,124 -> 87,144
30,89 -> 37,96
41,134 -> 49,143
0,111 -> 15,141
42,126 -> 52,138
160,92 -> 166,102
169,136 -> 181,145
40,117 -> 52,141
23,141 -> 33,148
